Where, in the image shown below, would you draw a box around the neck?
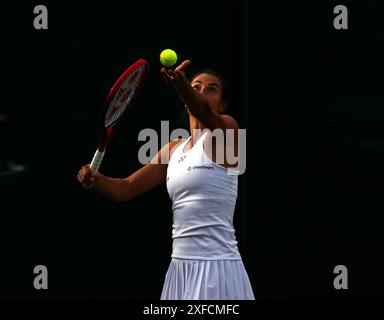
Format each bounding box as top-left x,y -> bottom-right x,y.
189,115 -> 206,146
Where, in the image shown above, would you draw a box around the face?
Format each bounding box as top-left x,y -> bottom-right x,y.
191,73 -> 225,114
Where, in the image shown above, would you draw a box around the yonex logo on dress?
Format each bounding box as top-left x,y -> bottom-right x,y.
178,156 -> 187,163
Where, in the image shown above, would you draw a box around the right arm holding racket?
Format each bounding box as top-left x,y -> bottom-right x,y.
76,59 -> 189,202
77,140 -> 181,202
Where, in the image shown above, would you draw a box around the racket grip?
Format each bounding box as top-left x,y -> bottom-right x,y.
90,149 -> 105,174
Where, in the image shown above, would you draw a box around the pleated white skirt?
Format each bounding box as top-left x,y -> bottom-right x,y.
160,258 -> 255,300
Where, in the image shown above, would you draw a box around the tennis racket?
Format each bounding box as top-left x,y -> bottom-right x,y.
90,59 -> 149,174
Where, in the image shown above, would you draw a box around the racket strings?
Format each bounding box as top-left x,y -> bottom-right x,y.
104,65 -> 146,127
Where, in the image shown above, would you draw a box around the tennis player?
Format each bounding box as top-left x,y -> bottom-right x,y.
77,60 -> 255,300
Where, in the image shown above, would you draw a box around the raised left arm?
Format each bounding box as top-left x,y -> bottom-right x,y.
161,60 -> 238,131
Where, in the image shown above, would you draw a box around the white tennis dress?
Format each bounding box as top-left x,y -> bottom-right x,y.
161,131 -> 255,300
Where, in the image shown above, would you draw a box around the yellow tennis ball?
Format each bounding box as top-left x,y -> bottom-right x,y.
160,49 -> 178,67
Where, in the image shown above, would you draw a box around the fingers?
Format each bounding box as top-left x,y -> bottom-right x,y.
175,60 -> 191,73
173,60 -> 191,85
77,164 -> 95,188
161,67 -> 174,85
167,67 -> 185,81
161,60 -> 191,85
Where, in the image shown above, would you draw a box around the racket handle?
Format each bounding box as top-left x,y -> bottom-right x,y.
90,149 -> 105,174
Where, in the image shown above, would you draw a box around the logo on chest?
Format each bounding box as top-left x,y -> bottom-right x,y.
187,165 -> 215,171
178,155 -> 187,163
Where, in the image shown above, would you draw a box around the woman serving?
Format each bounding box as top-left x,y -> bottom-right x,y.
77,60 -> 254,300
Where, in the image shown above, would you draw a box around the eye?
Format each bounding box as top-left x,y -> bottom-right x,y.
208,87 -> 217,93
192,84 -> 200,91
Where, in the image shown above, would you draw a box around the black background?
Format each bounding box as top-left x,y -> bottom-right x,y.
1,0 -> 383,303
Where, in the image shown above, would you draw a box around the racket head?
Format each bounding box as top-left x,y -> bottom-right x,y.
103,59 -> 149,128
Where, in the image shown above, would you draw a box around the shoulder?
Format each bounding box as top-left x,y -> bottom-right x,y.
168,138 -> 184,156
150,138 -> 184,165
220,115 -> 239,129
159,138 -> 184,152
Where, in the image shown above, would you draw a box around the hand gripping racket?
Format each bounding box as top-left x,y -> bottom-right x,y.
90,59 -> 149,174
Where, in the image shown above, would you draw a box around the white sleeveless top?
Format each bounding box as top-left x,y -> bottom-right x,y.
166,131 -> 241,260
